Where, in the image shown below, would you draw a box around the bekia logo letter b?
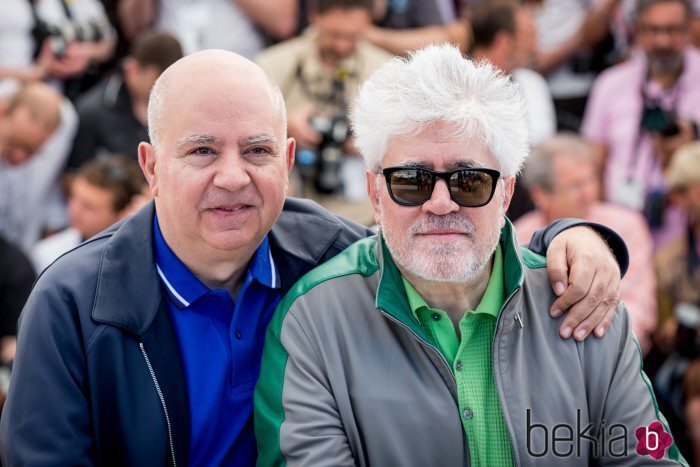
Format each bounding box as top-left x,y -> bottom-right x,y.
635,421 -> 672,460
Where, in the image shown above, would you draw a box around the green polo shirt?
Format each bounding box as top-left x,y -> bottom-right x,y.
402,244 -> 513,466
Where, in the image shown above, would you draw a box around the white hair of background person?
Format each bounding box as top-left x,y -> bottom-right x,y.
351,43 -> 530,176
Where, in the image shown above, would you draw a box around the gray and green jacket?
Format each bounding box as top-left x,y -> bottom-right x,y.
255,221 -> 685,466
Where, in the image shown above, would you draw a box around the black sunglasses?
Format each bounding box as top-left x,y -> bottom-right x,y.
381,166 -> 501,207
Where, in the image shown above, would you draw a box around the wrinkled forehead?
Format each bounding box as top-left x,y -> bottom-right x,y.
382,122 -> 495,169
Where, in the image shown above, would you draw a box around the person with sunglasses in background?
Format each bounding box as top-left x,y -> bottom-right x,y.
255,45 -> 686,466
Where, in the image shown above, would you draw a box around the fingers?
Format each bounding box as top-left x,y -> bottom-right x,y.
545,237 -> 570,315
548,255 -> 593,319
556,269 -> 620,340
557,272 -> 605,340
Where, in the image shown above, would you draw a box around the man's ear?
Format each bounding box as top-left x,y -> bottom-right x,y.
501,175 -> 516,212
138,142 -> 158,197
366,170 -> 381,226
286,137 -> 296,174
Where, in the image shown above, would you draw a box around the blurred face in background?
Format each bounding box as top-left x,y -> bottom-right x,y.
124,59 -> 161,102
532,154 -> 600,221
68,177 -> 122,239
311,7 -> 372,68
0,106 -> 53,166
636,1 -> 689,75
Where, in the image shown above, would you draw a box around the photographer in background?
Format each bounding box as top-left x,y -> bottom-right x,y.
256,0 -> 391,225
582,0 -> 700,248
0,0 -> 116,100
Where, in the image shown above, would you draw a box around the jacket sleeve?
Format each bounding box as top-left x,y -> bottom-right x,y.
255,302 -> 355,467
527,218 -> 630,277
0,276 -> 94,466
588,303 -> 687,466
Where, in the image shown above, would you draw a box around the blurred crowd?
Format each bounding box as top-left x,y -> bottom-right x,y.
2,0 -> 700,462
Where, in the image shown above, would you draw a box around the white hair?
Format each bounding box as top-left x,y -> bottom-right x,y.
350,44 -> 529,176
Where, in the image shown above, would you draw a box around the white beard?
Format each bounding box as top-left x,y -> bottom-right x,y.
380,202 -> 504,284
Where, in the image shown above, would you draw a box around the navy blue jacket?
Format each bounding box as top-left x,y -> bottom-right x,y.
0,198 -> 626,466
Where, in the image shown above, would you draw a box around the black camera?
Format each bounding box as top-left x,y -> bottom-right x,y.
296,115 -> 350,195
32,19 -> 105,59
640,103 -> 681,137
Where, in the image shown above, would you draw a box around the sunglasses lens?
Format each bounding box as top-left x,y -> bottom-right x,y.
450,171 -> 495,207
388,169 -> 433,205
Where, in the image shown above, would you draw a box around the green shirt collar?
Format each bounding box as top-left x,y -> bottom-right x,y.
402,244 -> 505,321
375,218 -> 526,340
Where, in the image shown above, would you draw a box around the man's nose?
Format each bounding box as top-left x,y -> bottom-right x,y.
212,152 -> 252,191
421,179 -> 459,215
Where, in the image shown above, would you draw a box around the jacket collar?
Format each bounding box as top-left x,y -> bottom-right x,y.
268,197 -> 351,292
91,198 -> 354,334
91,201 -> 162,336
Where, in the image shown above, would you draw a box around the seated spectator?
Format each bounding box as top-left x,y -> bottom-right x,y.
516,133 -> 657,353
32,154 -> 148,272
256,0 -> 391,225
0,83 -> 77,252
67,31 -> 183,171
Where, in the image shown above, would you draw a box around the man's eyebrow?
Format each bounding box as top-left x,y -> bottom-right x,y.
240,134 -> 279,151
452,160 -> 483,169
175,134 -> 222,153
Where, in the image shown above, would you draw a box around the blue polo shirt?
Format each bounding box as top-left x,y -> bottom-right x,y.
153,216 -> 282,466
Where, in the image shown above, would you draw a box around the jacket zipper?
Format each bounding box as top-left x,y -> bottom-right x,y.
139,341 -> 177,467
379,310 -> 471,462
381,285 -> 525,467
491,288 -> 522,467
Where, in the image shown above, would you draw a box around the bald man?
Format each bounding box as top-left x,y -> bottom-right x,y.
0,83 -> 69,251
0,83 -> 62,166
0,50 -> 628,465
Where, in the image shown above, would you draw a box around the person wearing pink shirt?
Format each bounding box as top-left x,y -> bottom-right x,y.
582,0 -> 700,248
516,133 -> 658,353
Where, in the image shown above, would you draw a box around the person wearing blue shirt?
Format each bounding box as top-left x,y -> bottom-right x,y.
1,49 -> 628,465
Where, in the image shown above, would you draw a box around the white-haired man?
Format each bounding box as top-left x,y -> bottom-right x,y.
1,49 -> 628,465
255,45 -> 686,465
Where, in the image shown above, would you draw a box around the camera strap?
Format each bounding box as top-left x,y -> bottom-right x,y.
627,69 -> 683,180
